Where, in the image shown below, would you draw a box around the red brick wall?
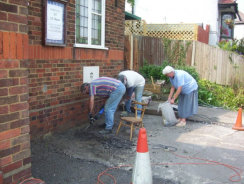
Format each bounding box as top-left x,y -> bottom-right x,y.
0,1 -> 32,183
197,25 -> 210,44
0,1 -> 28,34
1,0 -> 125,183
28,0 -> 125,49
106,0 -> 126,50
27,0 -> 125,138
0,171 -> 2,184
0,31 -> 31,184
28,48 -> 124,137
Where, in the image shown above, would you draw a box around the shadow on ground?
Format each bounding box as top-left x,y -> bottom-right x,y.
31,109 -> 244,184
31,112 -> 178,184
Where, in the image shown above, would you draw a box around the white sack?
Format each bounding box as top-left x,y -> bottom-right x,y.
158,101 -> 178,126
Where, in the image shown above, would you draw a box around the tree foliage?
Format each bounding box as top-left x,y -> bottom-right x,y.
127,0 -> 135,6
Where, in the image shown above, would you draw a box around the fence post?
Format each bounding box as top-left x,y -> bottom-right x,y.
130,34 -> 134,70
191,41 -> 196,66
194,25 -> 198,41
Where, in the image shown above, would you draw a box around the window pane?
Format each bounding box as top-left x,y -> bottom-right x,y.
76,0 -> 104,47
76,0 -> 88,44
92,0 -> 102,14
91,14 -> 101,45
221,14 -> 233,38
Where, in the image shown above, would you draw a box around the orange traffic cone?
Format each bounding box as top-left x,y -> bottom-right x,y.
132,128 -> 152,184
232,108 -> 244,131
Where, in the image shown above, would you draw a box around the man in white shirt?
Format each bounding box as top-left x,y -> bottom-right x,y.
118,70 -> 145,118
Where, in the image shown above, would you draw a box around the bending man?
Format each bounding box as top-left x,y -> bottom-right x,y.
118,70 -> 145,118
81,77 -> 125,134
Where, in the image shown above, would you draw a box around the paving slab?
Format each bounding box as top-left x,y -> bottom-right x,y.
145,100 -> 239,124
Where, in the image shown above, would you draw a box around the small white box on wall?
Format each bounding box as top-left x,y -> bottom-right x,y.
83,66 -> 99,83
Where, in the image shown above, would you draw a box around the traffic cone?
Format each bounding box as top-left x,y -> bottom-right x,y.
132,128 -> 152,184
232,108 -> 244,131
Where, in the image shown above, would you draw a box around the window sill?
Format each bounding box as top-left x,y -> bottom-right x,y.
74,43 -> 108,50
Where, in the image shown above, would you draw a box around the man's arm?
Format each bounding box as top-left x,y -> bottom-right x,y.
126,87 -> 135,100
89,95 -> 95,115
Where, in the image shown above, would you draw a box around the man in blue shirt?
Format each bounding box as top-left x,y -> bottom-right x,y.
162,66 -> 198,127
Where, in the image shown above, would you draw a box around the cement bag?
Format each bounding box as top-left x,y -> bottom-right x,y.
141,96 -> 152,105
158,102 -> 178,126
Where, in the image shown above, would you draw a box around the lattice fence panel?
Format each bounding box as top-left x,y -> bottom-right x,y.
125,20 -> 198,40
125,20 -> 147,36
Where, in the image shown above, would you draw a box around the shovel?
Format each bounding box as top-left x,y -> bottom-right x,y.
84,107 -> 104,130
84,117 -> 95,130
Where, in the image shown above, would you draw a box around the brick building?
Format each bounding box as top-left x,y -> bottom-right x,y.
0,0 -> 126,183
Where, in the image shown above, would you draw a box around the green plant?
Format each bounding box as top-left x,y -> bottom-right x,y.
218,40 -> 233,51
218,39 -> 244,55
139,61 -> 199,84
139,60 -> 170,82
127,0 -> 135,6
236,39 -> 244,55
198,79 -> 244,110
162,38 -> 191,65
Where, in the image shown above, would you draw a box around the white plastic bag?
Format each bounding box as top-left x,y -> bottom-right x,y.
141,96 -> 152,105
158,101 -> 178,126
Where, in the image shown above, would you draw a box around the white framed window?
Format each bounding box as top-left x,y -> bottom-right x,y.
75,0 -> 107,49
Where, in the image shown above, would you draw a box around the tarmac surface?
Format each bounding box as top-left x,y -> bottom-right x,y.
31,101 -> 244,184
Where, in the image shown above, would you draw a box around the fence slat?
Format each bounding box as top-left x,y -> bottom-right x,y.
125,35 -> 244,87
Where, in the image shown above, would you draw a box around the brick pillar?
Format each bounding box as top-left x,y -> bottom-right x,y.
0,0 -> 31,183
0,31 -> 31,184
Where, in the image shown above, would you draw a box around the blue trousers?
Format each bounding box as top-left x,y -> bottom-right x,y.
104,83 -> 126,129
125,86 -> 144,117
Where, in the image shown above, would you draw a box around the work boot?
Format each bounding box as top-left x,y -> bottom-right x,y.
99,129 -> 112,134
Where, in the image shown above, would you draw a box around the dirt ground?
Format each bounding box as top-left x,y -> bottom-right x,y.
31,107 -> 244,184
31,111 -> 177,184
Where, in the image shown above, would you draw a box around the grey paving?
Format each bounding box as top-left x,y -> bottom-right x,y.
32,101 -> 244,184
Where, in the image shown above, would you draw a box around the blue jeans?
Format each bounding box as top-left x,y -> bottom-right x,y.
125,86 -> 144,117
104,83 -> 126,130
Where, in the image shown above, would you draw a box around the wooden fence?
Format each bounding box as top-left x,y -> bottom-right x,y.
193,41 -> 244,87
124,35 -> 244,87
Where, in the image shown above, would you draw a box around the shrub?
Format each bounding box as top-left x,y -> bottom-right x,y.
139,60 -> 170,82
198,79 -> 244,110
139,61 -> 199,84
218,39 -> 244,55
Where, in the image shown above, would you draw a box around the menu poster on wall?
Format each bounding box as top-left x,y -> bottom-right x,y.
44,0 -> 66,46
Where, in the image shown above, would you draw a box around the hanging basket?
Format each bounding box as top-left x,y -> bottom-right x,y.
224,19 -> 234,27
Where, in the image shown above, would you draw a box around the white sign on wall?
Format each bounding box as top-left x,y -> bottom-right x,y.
44,0 -> 66,46
83,66 -> 99,83
47,1 -> 64,41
